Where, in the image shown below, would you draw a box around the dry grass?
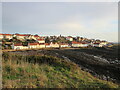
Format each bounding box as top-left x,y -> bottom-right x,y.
2,52 -> 120,88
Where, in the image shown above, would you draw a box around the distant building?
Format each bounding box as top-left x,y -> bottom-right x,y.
93,43 -> 102,47
37,39 -> 45,43
66,36 -> 73,41
15,34 -> 29,40
34,35 -> 40,40
0,34 -> 3,40
12,43 -> 26,50
39,43 -> 45,48
71,41 -> 89,47
100,41 -> 108,46
28,43 -> 40,49
45,43 -> 51,48
3,34 -> 13,39
60,43 -> 69,47
28,42 -> 45,49
50,42 -> 59,48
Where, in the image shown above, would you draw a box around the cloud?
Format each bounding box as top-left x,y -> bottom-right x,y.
2,2 -> 118,42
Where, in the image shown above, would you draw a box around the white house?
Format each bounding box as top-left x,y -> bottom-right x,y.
66,36 -> 73,41
26,35 -> 36,40
80,42 -> 89,47
39,43 -> 45,48
60,43 -> 69,47
12,43 -> 24,50
71,41 -> 89,47
93,43 -> 102,47
50,42 -> 59,48
34,35 -> 40,40
16,34 -> 29,40
3,34 -> 13,39
45,43 -> 51,48
0,34 -> 3,40
100,41 -> 108,46
37,39 -> 45,43
28,43 -> 40,49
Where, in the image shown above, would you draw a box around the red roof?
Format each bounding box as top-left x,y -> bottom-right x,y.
94,43 -> 100,44
72,41 -> 82,44
81,42 -> 88,44
2,34 -> 12,36
45,43 -> 50,45
29,43 -> 39,45
34,35 -> 40,37
39,43 -> 45,45
14,43 -> 23,46
61,43 -> 68,45
37,39 -> 44,41
16,34 -> 29,36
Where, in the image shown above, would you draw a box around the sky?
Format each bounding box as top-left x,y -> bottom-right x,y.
2,2 -> 118,42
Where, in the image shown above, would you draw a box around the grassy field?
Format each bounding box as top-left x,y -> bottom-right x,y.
2,52 -> 120,88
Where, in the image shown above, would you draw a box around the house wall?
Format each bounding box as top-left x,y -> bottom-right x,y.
38,40 -> 45,43
16,36 -> 25,39
93,44 -> 101,47
39,45 -> 45,48
51,44 -> 59,48
45,45 -> 51,48
67,38 -> 73,41
4,35 -> 12,39
80,44 -> 88,47
61,45 -> 69,47
0,35 -> 3,39
29,45 -> 37,49
72,44 -> 82,47
13,46 -> 24,50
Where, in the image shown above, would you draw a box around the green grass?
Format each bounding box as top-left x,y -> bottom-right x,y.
2,52 -> 120,88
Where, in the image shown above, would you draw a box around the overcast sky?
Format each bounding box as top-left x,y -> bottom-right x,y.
2,2 -> 118,42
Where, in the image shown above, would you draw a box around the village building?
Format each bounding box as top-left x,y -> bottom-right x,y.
100,41 -> 108,46
50,42 -> 59,48
15,34 -> 29,40
28,42 -> 45,49
66,36 -> 73,41
76,37 -> 82,41
3,34 -> 13,40
60,43 -> 69,47
39,43 -> 45,48
0,34 -> 3,40
28,43 -> 40,49
80,42 -> 89,47
45,43 -> 51,48
93,43 -> 102,47
12,43 -> 28,50
34,35 -> 40,40
25,35 -> 36,40
93,41 -> 108,47
37,39 -> 45,43
71,41 -> 89,47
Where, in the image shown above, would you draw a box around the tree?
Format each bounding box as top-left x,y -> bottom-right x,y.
52,39 -> 57,43
22,41 -> 28,46
45,37 -> 50,43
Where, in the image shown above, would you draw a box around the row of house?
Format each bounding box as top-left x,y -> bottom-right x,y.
12,41 -> 107,50
12,42 -> 69,50
1,33 -> 108,50
0,33 -> 42,40
0,34 -> 13,40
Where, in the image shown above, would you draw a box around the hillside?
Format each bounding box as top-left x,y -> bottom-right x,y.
2,52 -> 120,88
